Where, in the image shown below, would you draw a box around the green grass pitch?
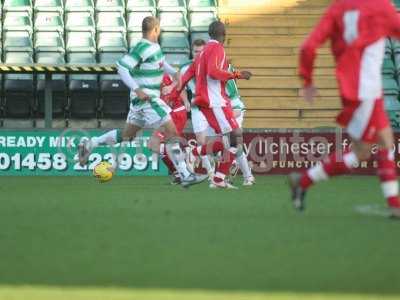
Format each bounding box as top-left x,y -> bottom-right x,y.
0,175 -> 399,300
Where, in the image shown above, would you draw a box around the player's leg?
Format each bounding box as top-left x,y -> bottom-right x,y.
78,122 -> 142,166
149,99 -> 206,187
289,99 -> 382,211
192,107 -> 214,177
373,114 -> 400,217
148,130 -> 178,183
192,106 -> 238,188
233,110 -> 254,185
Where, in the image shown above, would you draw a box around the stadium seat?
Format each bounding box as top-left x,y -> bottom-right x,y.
157,0 -> 187,12
34,0 -> 64,13
187,0 -> 217,12
382,58 -> 396,76
97,32 -> 128,53
393,0 -> 400,9
98,52 -> 129,118
96,12 -> 127,33
159,11 -> 189,32
95,0 -> 125,13
66,31 -> 96,52
3,0 -> 32,14
3,12 -> 33,34
65,0 -> 94,13
189,11 -> 217,32
160,31 -> 190,53
164,52 -> 190,66
385,94 -> 400,128
34,12 -> 64,33
127,11 -> 154,32
34,31 -> 65,53
67,53 -> 99,118
190,31 -> 209,43
383,75 -> 399,96
128,32 -> 143,49
3,52 -> 34,118
3,31 -> 33,53
65,12 -> 96,34
126,0 -> 156,14
36,53 -> 67,117
385,38 -> 393,59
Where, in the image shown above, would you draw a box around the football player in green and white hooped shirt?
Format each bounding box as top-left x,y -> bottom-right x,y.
78,16 -> 207,187
181,39 -> 255,186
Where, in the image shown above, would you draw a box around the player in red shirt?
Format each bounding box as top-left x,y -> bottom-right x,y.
290,0 -> 400,218
149,74 -> 190,183
179,21 -> 252,188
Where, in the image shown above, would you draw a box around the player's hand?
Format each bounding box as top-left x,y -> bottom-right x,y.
234,70 -> 252,80
301,85 -> 318,103
135,89 -> 150,101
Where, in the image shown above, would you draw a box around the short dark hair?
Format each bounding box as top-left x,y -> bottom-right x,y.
142,16 -> 160,34
192,39 -> 206,47
208,20 -> 225,40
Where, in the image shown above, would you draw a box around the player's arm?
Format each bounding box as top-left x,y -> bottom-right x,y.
177,62 -> 195,93
208,46 -> 252,81
299,5 -> 335,88
117,51 -> 149,100
163,61 -> 181,87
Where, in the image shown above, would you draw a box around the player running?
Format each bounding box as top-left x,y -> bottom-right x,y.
78,16 -> 207,187
290,0 -> 400,218
179,21 -> 252,189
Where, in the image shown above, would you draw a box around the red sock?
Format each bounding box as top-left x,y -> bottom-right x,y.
192,140 -> 224,156
215,150 -> 236,178
300,151 -> 357,189
162,154 -> 176,174
376,149 -> 400,208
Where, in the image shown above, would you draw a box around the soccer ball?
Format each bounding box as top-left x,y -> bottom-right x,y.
93,161 -> 114,183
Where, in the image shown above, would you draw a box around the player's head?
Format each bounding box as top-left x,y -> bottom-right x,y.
192,39 -> 206,58
208,21 -> 226,44
142,16 -> 161,42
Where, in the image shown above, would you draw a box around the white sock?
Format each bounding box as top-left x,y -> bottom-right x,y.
91,129 -> 122,148
236,151 -> 252,179
166,142 -> 191,179
201,155 -> 213,174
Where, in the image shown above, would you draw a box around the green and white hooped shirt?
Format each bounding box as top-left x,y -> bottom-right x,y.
117,39 -> 165,105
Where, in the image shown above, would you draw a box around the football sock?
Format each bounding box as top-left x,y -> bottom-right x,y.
161,154 -> 177,174
201,155 -> 213,175
166,142 -> 191,179
213,147 -> 237,183
91,129 -> 123,148
300,151 -> 359,189
236,151 -> 252,179
376,148 -> 400,208
192,140 -> 225,156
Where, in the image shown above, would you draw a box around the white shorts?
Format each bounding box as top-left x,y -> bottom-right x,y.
191,107 -> 244,136
127,98 -> 171,129
191,106 -> 209,134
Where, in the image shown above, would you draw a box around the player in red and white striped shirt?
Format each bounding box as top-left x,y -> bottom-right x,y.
290,0 -> 400,218
180,21 -> 252,188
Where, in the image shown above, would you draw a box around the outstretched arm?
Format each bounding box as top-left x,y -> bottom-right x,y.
299,5 -> 335,87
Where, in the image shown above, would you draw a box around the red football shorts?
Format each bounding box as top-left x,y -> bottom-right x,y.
170,108 -> 188,137
199,106 -> 239,135
336,98 -> 390,143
